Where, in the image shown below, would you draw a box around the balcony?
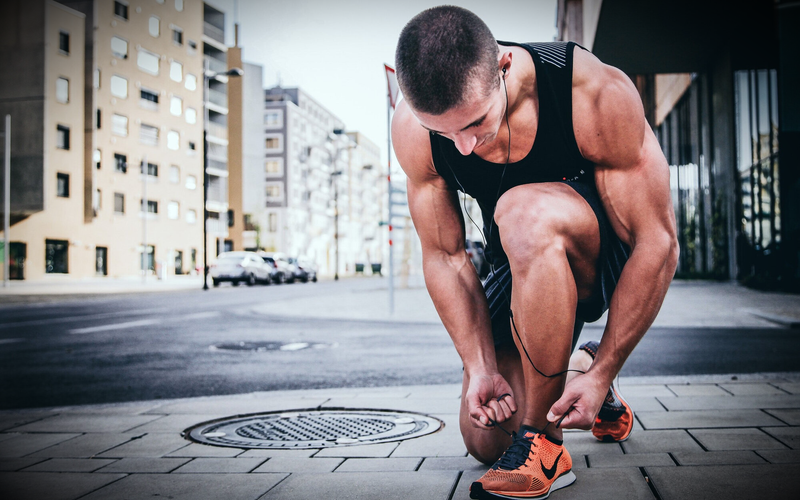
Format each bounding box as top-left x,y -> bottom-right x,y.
206,122 -> 227,141
207,158 -> 228,172
204,56 -> 227,75
203,21 -> 224,44
207,88 -> 227,108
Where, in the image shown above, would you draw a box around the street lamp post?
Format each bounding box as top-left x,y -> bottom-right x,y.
202,63 -> 243,290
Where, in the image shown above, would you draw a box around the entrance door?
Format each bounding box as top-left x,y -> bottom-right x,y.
175,250 -> 183,275
10,242 -> 26,280
96,247 -> 108,276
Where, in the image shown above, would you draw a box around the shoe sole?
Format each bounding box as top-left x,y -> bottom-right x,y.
593,383 -> 634,443
470,471 -> 576,499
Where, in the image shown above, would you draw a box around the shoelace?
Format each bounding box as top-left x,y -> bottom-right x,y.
494,431 -> 538,470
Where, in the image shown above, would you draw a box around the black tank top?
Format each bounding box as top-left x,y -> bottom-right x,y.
430,41 -> 595,266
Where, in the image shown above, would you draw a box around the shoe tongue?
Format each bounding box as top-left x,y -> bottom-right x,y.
518,424 -> 542,440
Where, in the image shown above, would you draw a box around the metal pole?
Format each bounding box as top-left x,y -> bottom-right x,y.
334,170 -> 339,281
202,60 -> 210,290
142,154 -> 147,283
3,115 -> 10,287
387,96 -> 394,315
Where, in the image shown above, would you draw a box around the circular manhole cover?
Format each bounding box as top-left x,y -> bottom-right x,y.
185,409 -> 443,449
209,341 -> 333,352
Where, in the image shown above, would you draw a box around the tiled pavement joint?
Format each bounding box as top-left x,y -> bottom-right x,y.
639,467 -> 664,500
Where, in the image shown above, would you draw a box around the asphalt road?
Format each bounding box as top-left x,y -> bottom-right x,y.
1,281 -> 799,410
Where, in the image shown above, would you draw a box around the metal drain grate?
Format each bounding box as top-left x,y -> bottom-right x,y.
185,409 -> 443,449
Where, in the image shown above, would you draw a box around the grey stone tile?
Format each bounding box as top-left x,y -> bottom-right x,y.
529,468 -> 655,500
0,433 -> 80,458
614,384 -> 675,398
172,457 -> 265,473
321,397 -> 460,414
666,384 -> 731,397
391,414 -> 467,458
252,456 -> 343,472
624,396 -> 666,412
563,431 -> 624,455
765,409 -> 800,425
672,450 -> 766,466
646,464 -> 800,500
0,472 -> 126,500
0,457 -> 49,471
314,442 -> 398,458
772,382 -> 800,394
0,412 -> 56,432
718,383 -> 786,396
30,433 -> 137,458
335,457 -> 421,472
93,457 -> 190,473
620,430 -> 704,454
260,471 -> 458,500
762,426 -> 800,449
21,458 -> 117,472
658,394 -> 800,411
757,449 -> 800,463
451,469 -> 486,500
689,428 -> 787,450
0,432 -> 15,443
10,414 -> 161,433
418,456 -> 488,471
236,448 -> 318,458
80,473 -> 287,500
122,413 -> 228,433
96,432 -> 191,458
587,452 -> 674,468
54,401 -> 162,415
637,409 -> 785,429
166,443 -> 245,457
145,397 -> 329,415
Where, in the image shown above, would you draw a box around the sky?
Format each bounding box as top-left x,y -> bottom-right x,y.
204,0 -> 559,166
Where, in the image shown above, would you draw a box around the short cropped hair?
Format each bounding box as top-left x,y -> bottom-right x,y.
395,6 -> 499,115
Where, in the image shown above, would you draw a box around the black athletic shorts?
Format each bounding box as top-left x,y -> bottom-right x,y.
484,181 -> 631,350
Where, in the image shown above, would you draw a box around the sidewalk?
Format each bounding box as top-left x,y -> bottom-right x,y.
0,275 -> 204,302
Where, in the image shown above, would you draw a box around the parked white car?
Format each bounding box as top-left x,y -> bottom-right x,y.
210,252 -> 272,287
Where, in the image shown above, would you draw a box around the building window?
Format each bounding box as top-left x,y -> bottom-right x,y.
172,27 -> 183,45
137,49 -> 160,75
188,141 -> 196,152
148,16 -> 159,37
45,239 -> 69,274
114,192 -> 125,213
175,0 -> 183,12
142,199 -> 158,214
114,153 -> 127,173
57,173 -> 69,197
170,60 -> 182,82
111,36 -> 128,59
167,201 -> 179,219
185,73 -> 197,91
96,109 -> 101,129
140,123 -> 159,146
142,161 -> 158,177
185,175 -> 197,190
59,31 -> 70,54
96,247 -> 108,276
56,77 -> 69,103
170,96 -> 182,116
94,149 -> 101,170
264,110 -> 282,127
112,114 -> 128,136
139,88 -> 159,110
265,136 -> 281,151
141,244 -> 155,272
187,40 -> 197,55
186,209 -> 197,224
268,213 -> 277,232
110,75 -> 127,98
266,184 -> 282,199
167,130 -> 179,150
94,188 -> 101,213
93,68 -> 101,89
113,1 -> 128,20
185,107 -> 196,124
56,125 -> 70,150
169,165 -> 180,183
265,159 -> 282,175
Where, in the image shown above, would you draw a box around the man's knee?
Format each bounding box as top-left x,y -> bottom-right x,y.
461,428 -> 506,465
494,186 -> 568,265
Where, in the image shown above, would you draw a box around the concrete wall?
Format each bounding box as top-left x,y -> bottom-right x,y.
655,74 -> 692,127
226,45 -> 243,250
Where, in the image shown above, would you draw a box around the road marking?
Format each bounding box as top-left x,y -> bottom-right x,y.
69,319 -> 161,335
280,342 -> 310,351
178,311 -> 221,321
0,338 -> 24,345
0,308 -> 171,330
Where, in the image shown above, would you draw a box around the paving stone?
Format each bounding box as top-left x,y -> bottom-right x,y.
765,409 -> 800,425
762,426 -> 800,449
672,450 -> 766,466
0,433 -> 80,458
756,449 -> 800,463
718,383 -> 786,396
620,430 -> 704,454
166,443 -> 245,458
21,458 -> 117,472
451,469 -> 487,500
666,384 -> 731,397
689,428 -> 787,450
772,382 -> 800,394
314,442 -> 398,458
613,384 -> 675,398
121,413 -> 228,433
390,415 -> 467,458
145,397 -> 329,415
260,471 -> 458,500
624,396 -> 666,412
587,452 -> 674,468
0,432 -> 15,443
637,409 -> 785,429
172,457 -> 265,473
335,457 -> 421,472
252,456 -> 343,473
657,394 -> 800,411
236,448 -> 318,458
9,414 -> 161,433
96,432 -> 191,457
321,397 -> 460,414
30,433 -> 137,458
80,472 -> 287,500
0,412 -> 56,432
562,431 -> 624,455
418,456 -> 488,471
0,472 -> 126,500
646,464 -> 800,500
0,457 -> 49,471
93,457 -> 190,473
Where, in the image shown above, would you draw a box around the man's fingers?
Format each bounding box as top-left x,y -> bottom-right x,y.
547,391 -> 578,422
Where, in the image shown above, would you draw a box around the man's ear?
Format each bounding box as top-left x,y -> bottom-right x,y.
498,50 -> 513,77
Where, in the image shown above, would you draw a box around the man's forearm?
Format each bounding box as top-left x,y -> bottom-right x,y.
423,253 -> 498,374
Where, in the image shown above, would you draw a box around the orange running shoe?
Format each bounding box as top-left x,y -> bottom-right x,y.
578,341 -> 635,443
470,426 -> 576,499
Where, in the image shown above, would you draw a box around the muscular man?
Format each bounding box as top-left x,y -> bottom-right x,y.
391,6 -> 678,499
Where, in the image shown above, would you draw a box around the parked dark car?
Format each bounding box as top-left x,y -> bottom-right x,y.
465,240 -> 489,279
210,251 -> 272,287
296,257 -> 318,283
259,252 -> 294,283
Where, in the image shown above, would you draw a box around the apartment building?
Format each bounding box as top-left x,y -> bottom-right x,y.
0,0 -> 226,280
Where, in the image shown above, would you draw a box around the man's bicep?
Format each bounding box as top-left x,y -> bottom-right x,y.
407,177 -> 466,257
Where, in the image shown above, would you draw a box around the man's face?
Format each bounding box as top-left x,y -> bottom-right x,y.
412,78 -> 505,157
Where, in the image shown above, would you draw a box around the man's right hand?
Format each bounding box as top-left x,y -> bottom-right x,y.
465,372 -> 517,430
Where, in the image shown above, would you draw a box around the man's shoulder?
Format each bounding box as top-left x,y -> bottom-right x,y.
392,101 -> 439,183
